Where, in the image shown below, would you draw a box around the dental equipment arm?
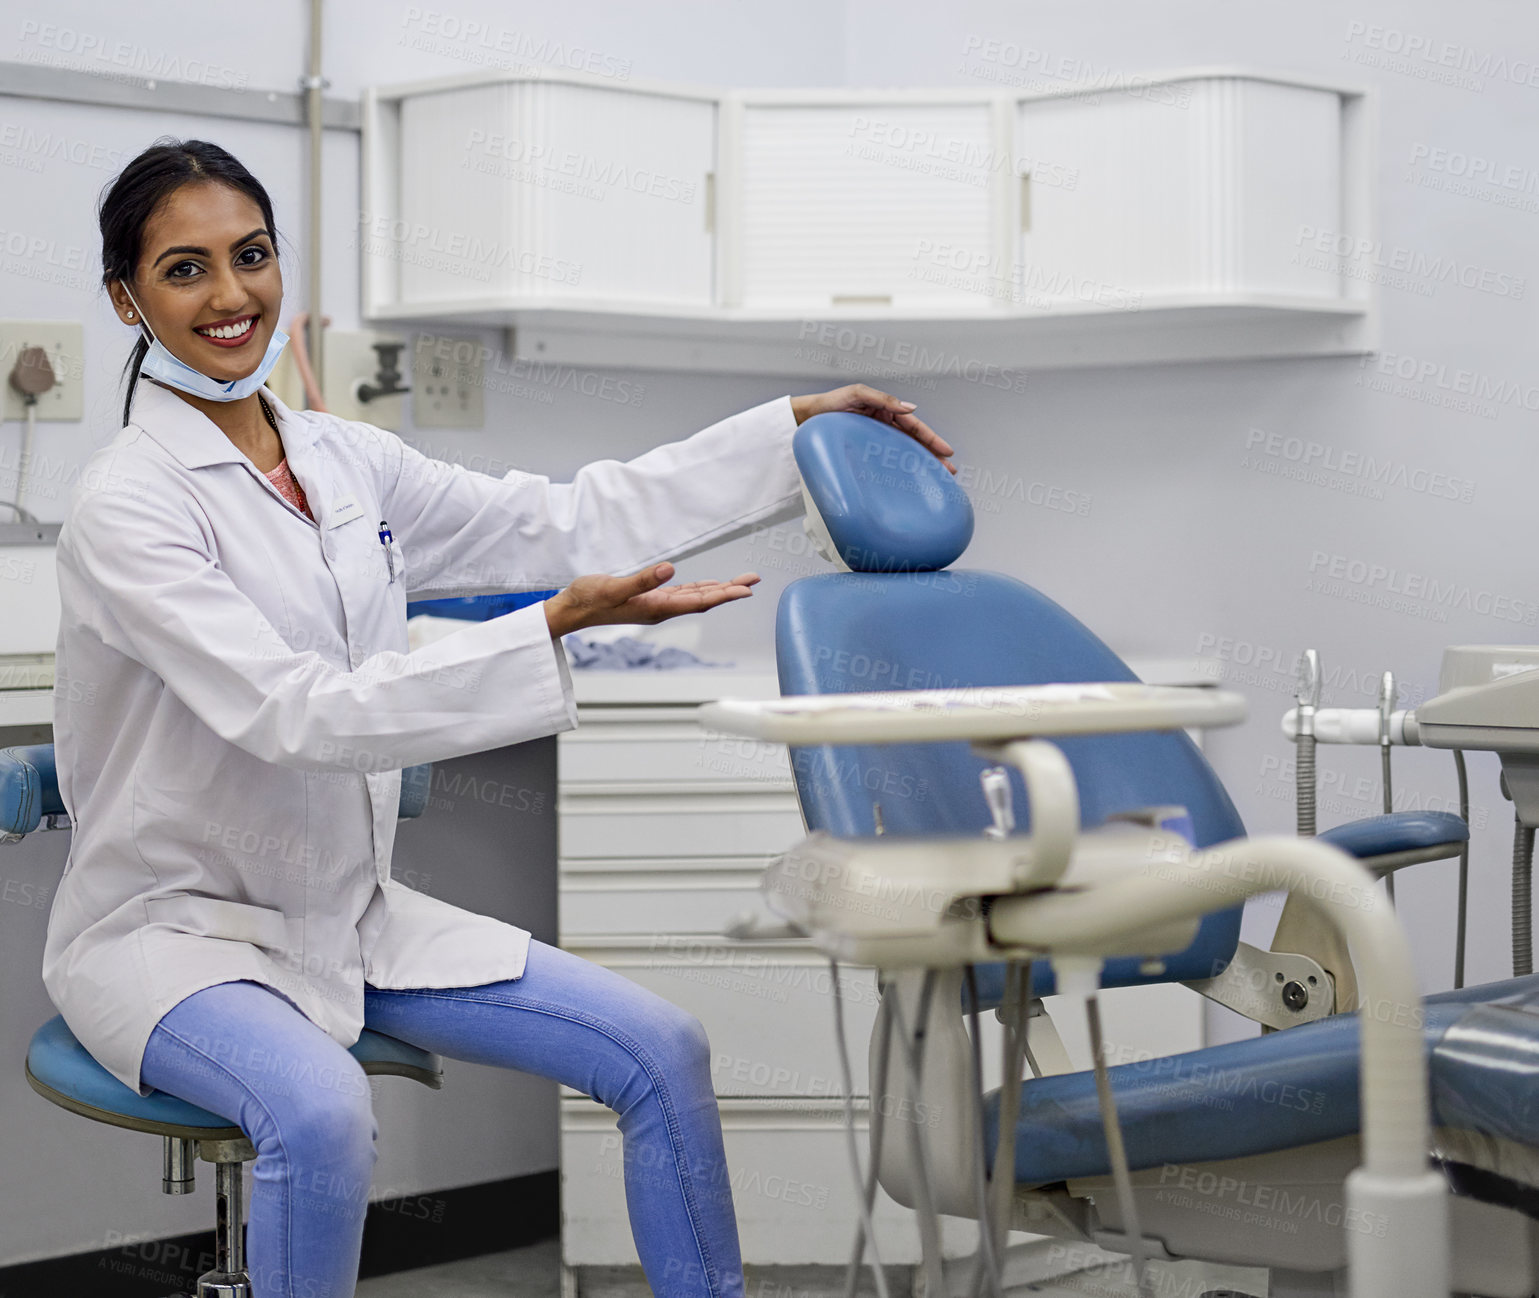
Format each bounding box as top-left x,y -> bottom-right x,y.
701,683 -> 1447,1298
1281,644 -> 1539,977
1281,706 -> 1418,746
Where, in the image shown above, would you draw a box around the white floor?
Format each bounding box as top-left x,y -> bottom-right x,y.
353,1239 -> 1264,1298
356,1238 -> 564,1298
355,1242 -> 912,1298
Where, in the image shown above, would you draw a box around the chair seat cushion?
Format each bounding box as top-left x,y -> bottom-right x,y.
986,974 -> 1539,1185
1318,810 -> 1468,859
27,1014 -> 441,1134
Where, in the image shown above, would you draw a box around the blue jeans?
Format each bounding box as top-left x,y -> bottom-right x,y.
138,940 -> 744,1298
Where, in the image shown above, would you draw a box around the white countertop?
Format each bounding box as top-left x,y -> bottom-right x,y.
571,662 -> 782,705
0,655 -> 1224,726
0,688 -> 52,728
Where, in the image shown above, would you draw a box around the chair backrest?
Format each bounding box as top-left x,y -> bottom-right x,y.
2,745 -> 434,838
777,413 -> 1247,991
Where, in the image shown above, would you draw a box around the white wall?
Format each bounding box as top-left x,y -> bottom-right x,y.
833,0 -> 1539,1015
0,0 -> 840,1267
1,0 -> 1536,1265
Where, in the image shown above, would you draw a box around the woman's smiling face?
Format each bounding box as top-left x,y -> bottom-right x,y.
111,181 -> 283,380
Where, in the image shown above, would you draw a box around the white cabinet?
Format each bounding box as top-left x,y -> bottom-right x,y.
729,96 -> 1004,311
1016,77 -> 1345,306
363,68 -> 1373,374
554,670 -> 980,1281
563,1099 -> 978,1266
366,76 -> 717,314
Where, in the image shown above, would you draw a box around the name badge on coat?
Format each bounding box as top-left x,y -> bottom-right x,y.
328,494 -> 365,528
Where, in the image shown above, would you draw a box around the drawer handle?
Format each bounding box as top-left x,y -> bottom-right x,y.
723,913 -> 806,941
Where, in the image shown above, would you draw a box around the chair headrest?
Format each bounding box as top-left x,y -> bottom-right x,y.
793,412 -> 973,573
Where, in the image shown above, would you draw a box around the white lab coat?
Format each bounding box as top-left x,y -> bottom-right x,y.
43,379 -> 804,1096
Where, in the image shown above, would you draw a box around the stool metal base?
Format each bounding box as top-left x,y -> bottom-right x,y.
28,1025 -> 441,1297
193,1276 -> 250,1298
191,1154 -> 251,1297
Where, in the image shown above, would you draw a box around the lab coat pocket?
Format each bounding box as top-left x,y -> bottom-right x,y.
143,894 -> 295,955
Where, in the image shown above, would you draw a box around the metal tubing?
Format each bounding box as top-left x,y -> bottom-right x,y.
1514,817 -> 1534,977
1454,750 -> 1470,989
307,0 -> 326,396
216,1160 -> 246,1275
829,960 -> 892,1298
1296,650 -> 1321,837
162,1136 -> 196,1194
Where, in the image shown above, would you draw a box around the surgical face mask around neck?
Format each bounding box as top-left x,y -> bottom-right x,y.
123,285 -> 288,403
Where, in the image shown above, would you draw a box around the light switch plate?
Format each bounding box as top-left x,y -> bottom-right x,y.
0,321 -> 84,421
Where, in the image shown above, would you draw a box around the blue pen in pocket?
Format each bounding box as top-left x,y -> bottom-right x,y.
378,520 -> 397,583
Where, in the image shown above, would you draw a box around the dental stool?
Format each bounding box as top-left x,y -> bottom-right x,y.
776,412 -> 1539,1295
1,744 -> 442,1298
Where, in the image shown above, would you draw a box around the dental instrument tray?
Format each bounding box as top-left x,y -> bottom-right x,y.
698,682 -> 1246,745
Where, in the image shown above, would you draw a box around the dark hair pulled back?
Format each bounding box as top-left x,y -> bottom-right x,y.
98,138 -> 280,427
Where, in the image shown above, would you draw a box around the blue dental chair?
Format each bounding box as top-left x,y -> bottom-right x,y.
776,412 -> 1539,1295
1,745 -> 441,1298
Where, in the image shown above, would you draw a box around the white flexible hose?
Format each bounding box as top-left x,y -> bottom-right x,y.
988,835 -> 1428,1178
989,834 -> 1446,1298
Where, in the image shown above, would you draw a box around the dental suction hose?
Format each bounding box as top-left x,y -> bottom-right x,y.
988,834 -> 1446,1298
1296,649 -> 1321,837
1514,819 -> 1534,977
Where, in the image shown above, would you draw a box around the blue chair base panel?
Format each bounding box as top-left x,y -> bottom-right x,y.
984,973 -> 1539,1216
26,1014 -> 442,1140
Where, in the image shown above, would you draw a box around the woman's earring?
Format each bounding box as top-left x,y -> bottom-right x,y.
126,310 -> 135,320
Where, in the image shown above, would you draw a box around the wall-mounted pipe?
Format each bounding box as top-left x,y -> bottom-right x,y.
305,0 -> 326,402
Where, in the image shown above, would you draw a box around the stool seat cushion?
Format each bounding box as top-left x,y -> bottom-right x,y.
26,1014 -> 442,1137
1,745 -> 61,838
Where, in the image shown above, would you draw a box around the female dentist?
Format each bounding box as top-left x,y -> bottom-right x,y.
44,137 -> 954,1298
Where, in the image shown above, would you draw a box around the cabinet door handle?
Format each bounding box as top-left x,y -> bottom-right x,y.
704,171 -> 716,234
1020,170 -> 1033,233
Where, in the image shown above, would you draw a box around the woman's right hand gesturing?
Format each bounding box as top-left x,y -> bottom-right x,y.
544,562 -> 761,638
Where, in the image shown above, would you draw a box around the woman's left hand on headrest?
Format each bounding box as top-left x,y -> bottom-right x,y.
789,384 -> 956,475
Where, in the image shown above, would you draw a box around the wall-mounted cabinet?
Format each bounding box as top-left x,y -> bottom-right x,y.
362,68 -> 1373,376
1014,77 -> 1346,306
727,95 -> 1005,311
366,76 -> 718,314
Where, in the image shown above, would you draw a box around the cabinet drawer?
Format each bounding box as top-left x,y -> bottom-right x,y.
558,857 -> 780,937
558,790 -> 804,859
561,1097 -> 979,1265
561,718 -> 792,788
557,938 -> 878,1098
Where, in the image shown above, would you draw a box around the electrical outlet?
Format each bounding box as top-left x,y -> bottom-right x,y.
0,321 -> 84,421
323,330 -> 408,430
410,331 -> 485,429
